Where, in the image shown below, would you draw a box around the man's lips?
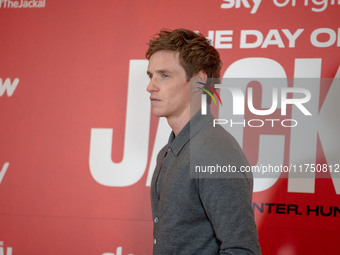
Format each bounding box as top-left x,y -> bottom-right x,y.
150,97 -> 161,102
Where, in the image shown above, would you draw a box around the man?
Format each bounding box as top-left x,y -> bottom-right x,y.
146,28 -> 261,255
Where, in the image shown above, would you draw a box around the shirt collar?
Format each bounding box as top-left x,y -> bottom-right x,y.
167,109 -> 213,156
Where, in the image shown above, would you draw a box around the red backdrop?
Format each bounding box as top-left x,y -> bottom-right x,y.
1,0 -> 339,254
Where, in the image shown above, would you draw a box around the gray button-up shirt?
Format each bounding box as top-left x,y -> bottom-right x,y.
151,110 -> 261,255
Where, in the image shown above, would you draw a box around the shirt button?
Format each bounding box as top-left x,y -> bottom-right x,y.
167,147 -> 172,152
153,238 -> 157,245
154,217 -> 159,223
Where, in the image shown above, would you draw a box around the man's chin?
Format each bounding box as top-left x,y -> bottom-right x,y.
153,114 -> 167,118
151,109 -> 166,118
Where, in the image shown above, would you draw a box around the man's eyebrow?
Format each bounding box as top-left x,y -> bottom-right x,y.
147,69 -> 172,76
156,69 -> 172,74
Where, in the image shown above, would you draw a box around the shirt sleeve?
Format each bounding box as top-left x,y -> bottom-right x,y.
197,176 -> 261,255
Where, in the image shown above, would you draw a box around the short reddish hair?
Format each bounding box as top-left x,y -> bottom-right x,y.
146,28 -> 222,85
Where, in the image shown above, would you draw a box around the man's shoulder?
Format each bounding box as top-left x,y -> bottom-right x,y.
192,121 -> 242,152
191,121 -> 249,166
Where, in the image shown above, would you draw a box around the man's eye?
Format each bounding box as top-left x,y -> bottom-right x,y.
161,73 -> 169,78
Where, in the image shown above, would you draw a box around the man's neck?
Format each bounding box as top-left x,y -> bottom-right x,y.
166,96 -> 202,137
166,111 -> 190,137
166,105 -> 202,137
167,114 -> 190,137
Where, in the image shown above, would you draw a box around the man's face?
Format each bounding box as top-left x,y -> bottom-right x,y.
147,50 -> 191,119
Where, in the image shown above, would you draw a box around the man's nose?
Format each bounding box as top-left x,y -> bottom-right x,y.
147,78 -> 157,93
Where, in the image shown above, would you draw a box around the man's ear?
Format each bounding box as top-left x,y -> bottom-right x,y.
191,70 -> 208,94
195,70 -> 208,84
